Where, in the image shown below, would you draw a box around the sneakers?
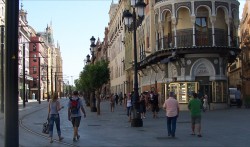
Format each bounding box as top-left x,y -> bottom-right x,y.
77,135 -> 80,140
73,138 -> 77,142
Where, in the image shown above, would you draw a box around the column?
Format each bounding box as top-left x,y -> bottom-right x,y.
172,17 -> 177,48
191,15 -> 196,46
210,16 -> 216,46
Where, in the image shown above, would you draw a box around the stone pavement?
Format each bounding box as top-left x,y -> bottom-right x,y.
0,97 -> 250,147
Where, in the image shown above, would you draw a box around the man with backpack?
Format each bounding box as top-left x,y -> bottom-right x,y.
68,91 -> 86,142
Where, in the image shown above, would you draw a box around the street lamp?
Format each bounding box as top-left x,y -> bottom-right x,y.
90,36 -> 96,58
123,0 -> 146,127
89,36 -> 97,112
86,54 -> 91,65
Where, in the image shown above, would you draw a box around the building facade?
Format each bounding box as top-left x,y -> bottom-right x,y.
108,1 -> 126,95
111,0 -> 241,110
234,1 -> 250,99
19,6 -> 33,101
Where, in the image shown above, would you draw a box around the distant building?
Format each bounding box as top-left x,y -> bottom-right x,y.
233,1 -> 250,99
108,1 -> 126,95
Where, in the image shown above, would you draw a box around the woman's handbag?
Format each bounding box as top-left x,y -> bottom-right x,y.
42,120 -> 49,134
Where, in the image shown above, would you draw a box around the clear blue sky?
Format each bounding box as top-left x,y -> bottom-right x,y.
22,0 -> 244,85
22,0 -> 117,85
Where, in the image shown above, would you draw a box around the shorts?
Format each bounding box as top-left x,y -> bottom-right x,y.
71,116 -> 81,127
191,115 -> 201,125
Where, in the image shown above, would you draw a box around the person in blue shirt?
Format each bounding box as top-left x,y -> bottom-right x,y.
235,87 -> 242,108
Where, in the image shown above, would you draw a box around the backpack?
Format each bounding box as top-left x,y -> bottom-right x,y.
70,98 -> 80,114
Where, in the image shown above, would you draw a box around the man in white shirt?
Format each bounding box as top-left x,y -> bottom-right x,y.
163,92 -> 179,138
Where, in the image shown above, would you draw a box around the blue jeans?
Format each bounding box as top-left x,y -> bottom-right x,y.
49,114 -> 61,137
127,106 -> 132,116
166,115 -> 178,137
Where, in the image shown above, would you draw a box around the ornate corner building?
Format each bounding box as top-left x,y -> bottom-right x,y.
118,0 -> 241,110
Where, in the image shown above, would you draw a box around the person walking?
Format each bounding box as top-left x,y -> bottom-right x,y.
235,87 -> 242,108
68,91 -> 86,142
203,94 -> 209,112
123,93 -> 128,108
163,92 -> 179,138
119,92 -> 123,105
125,93 -> 133,122
48,94 -> 64,143
139,93 -> 146,119
110,93 -> 115,112
188,92 -> 203,137
150,91 -> 159,118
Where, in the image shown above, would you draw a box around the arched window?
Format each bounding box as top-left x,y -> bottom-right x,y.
195,17 -> 208,46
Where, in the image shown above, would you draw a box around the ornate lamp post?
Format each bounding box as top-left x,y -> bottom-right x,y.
86,54 -> 91,65
123,0 -> 146,127
90,36 -> 96,60
89,36 -> 97,112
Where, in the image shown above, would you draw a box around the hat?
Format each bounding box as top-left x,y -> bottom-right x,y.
73,91 -> 79,95
169,92 -> 175,97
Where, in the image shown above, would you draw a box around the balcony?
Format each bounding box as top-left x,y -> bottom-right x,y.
156,29 -> 238,50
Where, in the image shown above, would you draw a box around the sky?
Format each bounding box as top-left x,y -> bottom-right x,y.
22,0 -> 245,85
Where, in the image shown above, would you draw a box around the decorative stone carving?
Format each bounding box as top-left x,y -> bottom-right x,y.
160,4 -> 172,14
194,1 -> 212,11
215,1 -> 229,10
175,2 -> 191,11
231,4 -> 238,11
187,60 -> 191,65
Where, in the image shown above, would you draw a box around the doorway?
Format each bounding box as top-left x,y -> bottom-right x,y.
195,76 -> 212,103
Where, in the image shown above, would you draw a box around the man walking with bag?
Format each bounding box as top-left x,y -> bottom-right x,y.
163,92 -> 179,138
68,91 -> 86,142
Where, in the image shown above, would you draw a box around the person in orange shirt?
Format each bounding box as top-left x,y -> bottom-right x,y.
163,92 -> 179,138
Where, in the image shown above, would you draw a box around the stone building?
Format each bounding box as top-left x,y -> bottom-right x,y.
108,1 -> 127,95
119,0 -> 241,110
234,1 -> 250,98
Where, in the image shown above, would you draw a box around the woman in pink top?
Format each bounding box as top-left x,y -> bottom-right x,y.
163,92 -> 179,138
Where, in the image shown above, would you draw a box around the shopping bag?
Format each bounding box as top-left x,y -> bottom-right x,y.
42,121 -> 49,134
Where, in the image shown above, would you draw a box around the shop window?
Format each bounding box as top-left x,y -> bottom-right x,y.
212,81 -> 227,103
169,82 -> 198,103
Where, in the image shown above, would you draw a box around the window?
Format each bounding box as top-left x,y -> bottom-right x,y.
32,43 -> 36,51
33,66 -> 37,74
195,17 -> 208,46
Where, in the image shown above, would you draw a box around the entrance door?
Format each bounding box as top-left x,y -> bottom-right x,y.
195,76 -> 212,103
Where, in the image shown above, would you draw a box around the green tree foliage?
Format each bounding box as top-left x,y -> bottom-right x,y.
78,59 -> 109,91
76,59 -> 110,113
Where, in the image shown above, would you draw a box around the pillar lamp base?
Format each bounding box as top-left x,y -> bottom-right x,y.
131,118 -> 143,127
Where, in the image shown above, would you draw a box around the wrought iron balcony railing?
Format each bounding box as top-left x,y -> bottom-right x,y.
156,30 -> 238,50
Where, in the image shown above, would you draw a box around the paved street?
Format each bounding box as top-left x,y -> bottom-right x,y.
0,97 -> 250,147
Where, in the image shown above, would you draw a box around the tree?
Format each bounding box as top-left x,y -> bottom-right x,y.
76,59 -> 110,115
